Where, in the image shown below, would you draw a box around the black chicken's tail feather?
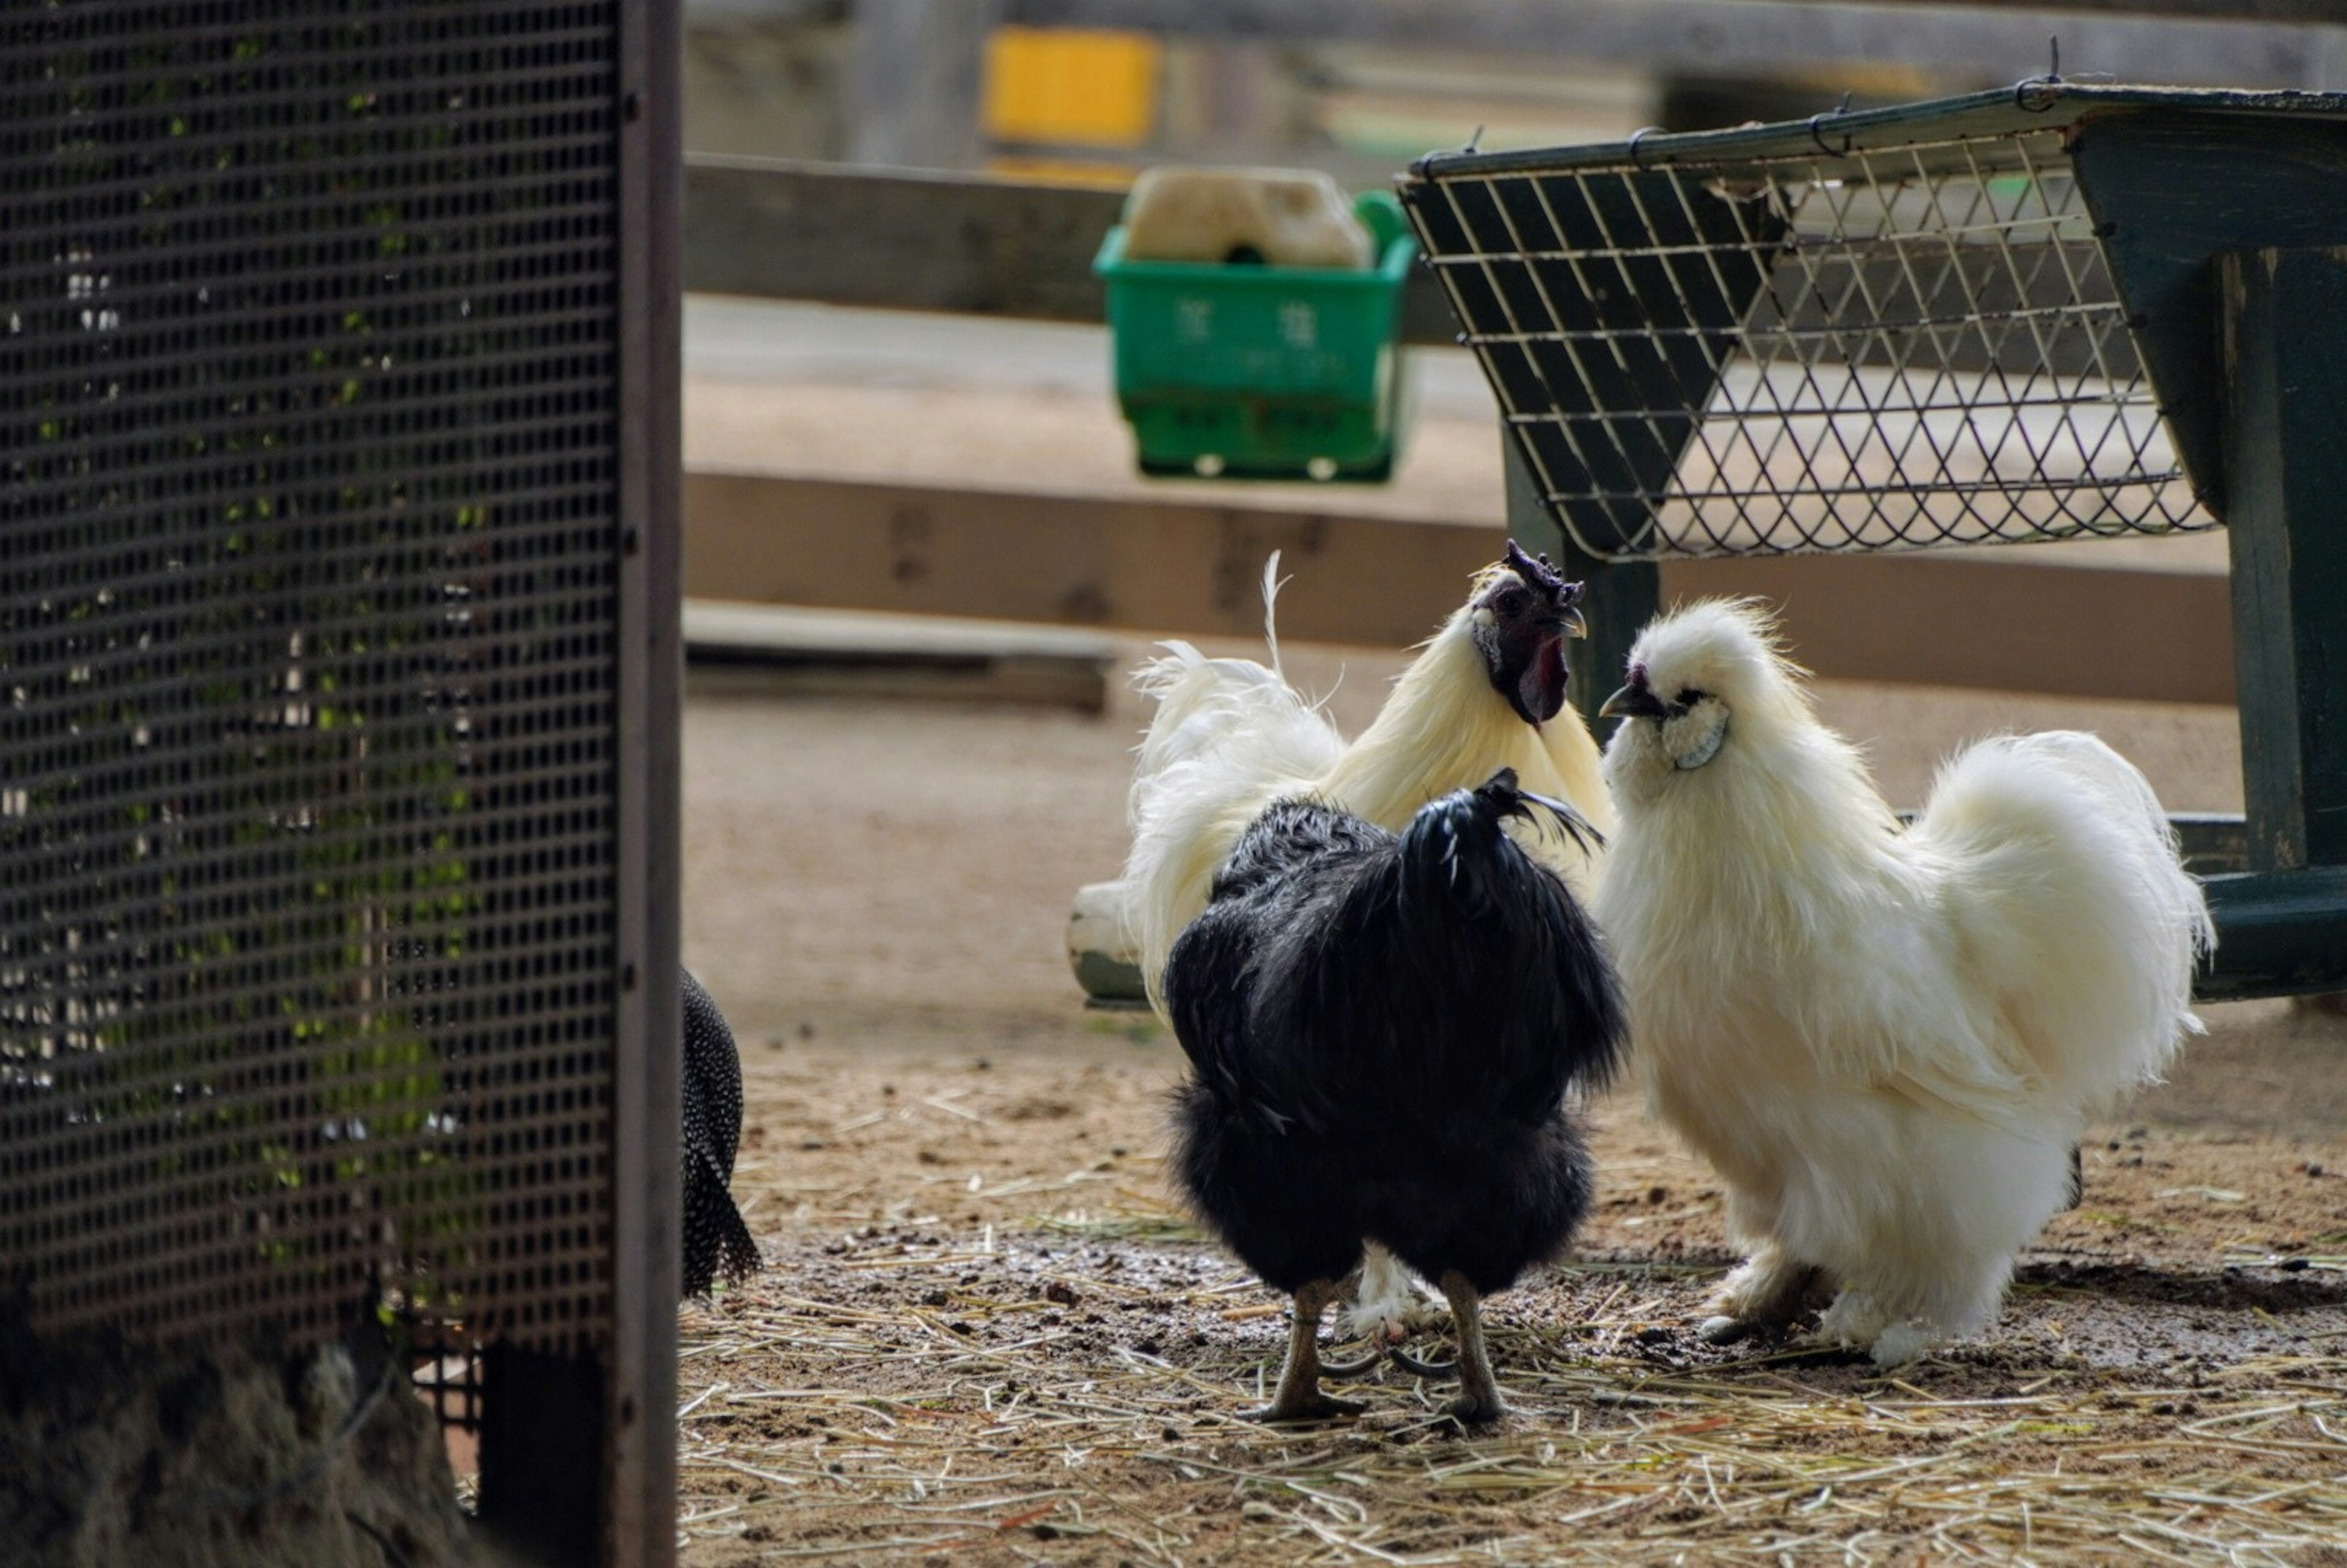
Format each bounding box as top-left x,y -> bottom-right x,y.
1389,769 -> 1627,1104
1472,766 -> 1604,858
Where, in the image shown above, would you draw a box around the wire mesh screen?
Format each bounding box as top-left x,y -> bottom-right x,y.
1405,126 -> 2219,560
2,2 -> 627,1356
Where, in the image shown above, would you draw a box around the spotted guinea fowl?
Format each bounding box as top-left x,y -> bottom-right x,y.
683,969 -> 760,1297
1162,769 -> 1624,1422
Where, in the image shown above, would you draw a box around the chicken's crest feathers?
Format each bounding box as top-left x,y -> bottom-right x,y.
1474,766 -> 1609,862
1628,598 -> 1806,713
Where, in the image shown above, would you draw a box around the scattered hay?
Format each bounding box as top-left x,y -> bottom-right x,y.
690,1037 -> 2347,1563
675,1215 -> 2347,1566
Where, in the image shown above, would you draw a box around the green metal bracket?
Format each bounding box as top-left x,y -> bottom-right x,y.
2198,867 -> 2347,1000
2172,244 -> 2347,1000
2070,113 -> 2347,519
2218,245 -> 2347,875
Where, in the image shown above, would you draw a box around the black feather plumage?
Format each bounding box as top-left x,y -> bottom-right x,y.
1162,768 -> 1623,1418
682,969 -> 760,1297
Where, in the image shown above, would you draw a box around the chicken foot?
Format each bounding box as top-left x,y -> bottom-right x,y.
1248,1280 -> 1366,1423
1701,1248 -> 1826,1344
1438,1271 -> 1505,1424
1337,1272 -> 1505,1421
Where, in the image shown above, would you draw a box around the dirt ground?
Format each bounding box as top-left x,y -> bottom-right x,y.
673,647 -> 2347,1565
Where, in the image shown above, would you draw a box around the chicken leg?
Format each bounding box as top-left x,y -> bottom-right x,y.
1249,1280 -> 1365,1423
1438,1271 -> 1506,1424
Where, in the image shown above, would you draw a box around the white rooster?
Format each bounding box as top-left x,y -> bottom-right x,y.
1594,599 -> 2212,1366
1123,543 -> 1612,1342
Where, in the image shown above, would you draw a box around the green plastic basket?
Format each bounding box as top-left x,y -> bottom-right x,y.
1095,189 -> 1416,482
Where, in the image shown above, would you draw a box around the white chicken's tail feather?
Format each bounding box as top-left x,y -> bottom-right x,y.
1128,552 -> 1334,789
1122,558 -> 1348,1006
1912,731 -> 2212,1115
1260,550 -> 1291,685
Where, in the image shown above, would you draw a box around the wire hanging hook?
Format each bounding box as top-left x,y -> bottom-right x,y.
1807,92 -> 1854,159
2016,35 -> 2064,112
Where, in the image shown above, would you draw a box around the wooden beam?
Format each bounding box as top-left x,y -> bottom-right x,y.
685,157 -> 1118,319
1666,550 -> 2238,707
691,0 -> 2347,30
682,156 -> 1462,340
685,471 -> 1497,647
683,469 -> 2238,704
1002,0 -> 2341,83
681,601 -> 1115,709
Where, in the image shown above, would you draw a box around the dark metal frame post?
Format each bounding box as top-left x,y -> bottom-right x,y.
1504,439 -> 1658,736
611,0 -> 686,1558
2219,246 -> 2347,875
474,1 -> 684,1562
2192,246 -> 2347,999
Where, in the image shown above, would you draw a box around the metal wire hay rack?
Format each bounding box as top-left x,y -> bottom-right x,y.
1401,84 -> 2347,562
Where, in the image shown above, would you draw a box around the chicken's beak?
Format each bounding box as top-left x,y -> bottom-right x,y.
1559,604 -> 1587,639
1599,681 -> 1667,720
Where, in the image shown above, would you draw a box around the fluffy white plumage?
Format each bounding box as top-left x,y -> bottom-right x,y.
1594,599 -> 2213,1366
1122,552 -> 1612,1342
1125,555 -> 1610,1005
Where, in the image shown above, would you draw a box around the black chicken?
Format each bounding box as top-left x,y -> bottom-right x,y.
1162,769 -> 1624,1422
682,969 -> 760,1297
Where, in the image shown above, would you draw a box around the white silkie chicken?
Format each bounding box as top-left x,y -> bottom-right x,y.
1125,544 -> 1611,1343
1594,600 -> 2212,1366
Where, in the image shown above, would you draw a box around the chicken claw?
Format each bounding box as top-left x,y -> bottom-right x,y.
1246,1390 -> 1367,1424
1703,1251 -> 1824,1344
1249,1281 -> 1364,1423
1698,1314 -> 1766,1345
1387,1345 -> 1459,1379
1315,1348 -> 1383,1379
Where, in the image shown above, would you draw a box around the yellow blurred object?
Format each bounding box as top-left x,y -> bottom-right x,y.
983,26 -> 1159,149
983,156 -> 1139,189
